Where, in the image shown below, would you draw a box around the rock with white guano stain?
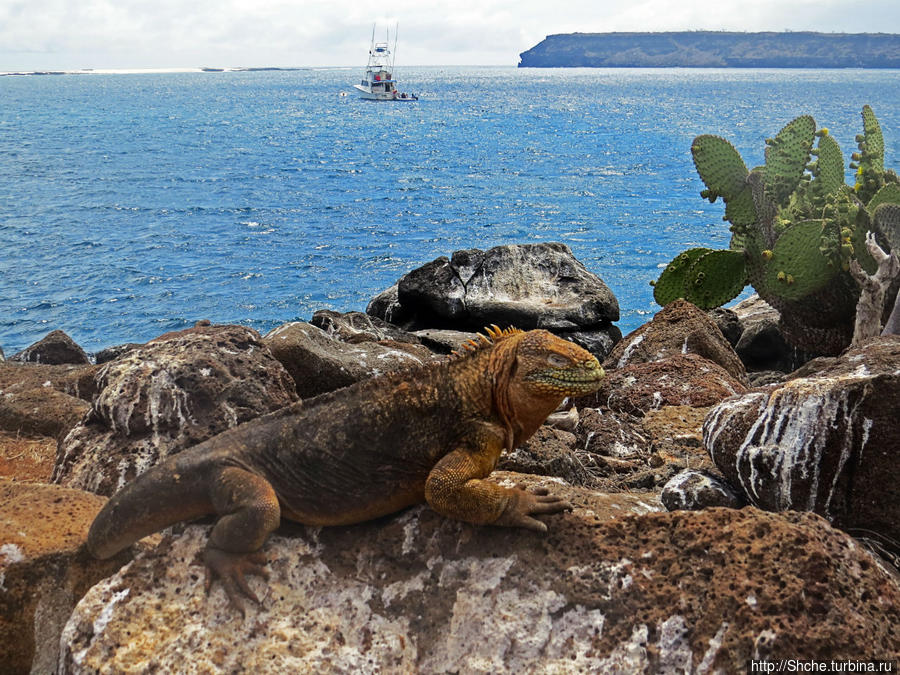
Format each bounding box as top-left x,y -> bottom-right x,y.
51,323 -> 298,496
703,335 -> 900,549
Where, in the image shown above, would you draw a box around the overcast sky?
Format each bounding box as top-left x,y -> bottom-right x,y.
3,0 -> 900,71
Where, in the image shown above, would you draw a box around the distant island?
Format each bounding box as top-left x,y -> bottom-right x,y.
518,31 -> 900,68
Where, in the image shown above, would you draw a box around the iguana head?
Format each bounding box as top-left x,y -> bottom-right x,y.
468,327 -> 605,445
506,328 -> 605,398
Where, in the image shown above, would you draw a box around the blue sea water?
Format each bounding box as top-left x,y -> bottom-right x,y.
2,66 -> 899,354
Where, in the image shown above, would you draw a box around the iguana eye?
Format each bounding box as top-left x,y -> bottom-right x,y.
547,354 -> 570,368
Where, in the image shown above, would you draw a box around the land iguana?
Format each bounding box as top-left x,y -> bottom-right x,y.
87,326 -> 605,613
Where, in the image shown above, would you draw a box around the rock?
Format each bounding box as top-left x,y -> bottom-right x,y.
0,387 -> 90,439
0,344 -> 4,361
94,343 -> 143,364
605,300 -> 747,383
59,485 -> 899,673
412,328 -> 481,354
641,405 -> 713,470
0,362 -> 100,402
310,309 -> 422,345
366,283 -> 414,328
52,324 -> 298,496
708,307 -> 742,346
661,469 -> 745,511
577,407 -> 647,460
264,321 -> 439,399
580,353 -> 748,417
704,335 -> 900,550
371,242 -> 619,333
561,325 -> 623,361
730,295 -> 811,372
0,479 -> 136,674
498,427 -> 592,485
10,330 -> 90,365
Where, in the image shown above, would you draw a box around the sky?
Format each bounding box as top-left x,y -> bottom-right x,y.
2,0 -> 900,72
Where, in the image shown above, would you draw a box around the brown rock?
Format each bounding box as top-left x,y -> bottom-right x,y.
52,324 -> 298,496
10,330 -> 90,365
581,353 -> 747,417
641,405 -> 712,469
0,387 -> 90,439
605,299 -> 747,383
498,427 -> 592,485
264,321 -> 439,399
704,335 -> 900,551
58,486 -> 898,673
0,479 -> 135,674
0,362 -> 100,402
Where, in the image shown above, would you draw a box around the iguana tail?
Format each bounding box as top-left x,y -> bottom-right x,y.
87,455 -> 214,559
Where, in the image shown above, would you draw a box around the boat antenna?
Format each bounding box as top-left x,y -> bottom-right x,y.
393,22 -> 399,69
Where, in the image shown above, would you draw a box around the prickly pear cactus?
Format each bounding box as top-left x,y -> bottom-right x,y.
655,106 -> 900,355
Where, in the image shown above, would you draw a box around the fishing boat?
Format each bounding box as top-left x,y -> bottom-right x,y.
353,25 -> 418,101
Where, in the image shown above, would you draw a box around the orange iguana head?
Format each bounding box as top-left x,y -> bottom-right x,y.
459,326 -> 605,445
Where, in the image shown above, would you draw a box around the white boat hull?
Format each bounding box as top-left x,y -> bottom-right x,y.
353,85 -> 417,101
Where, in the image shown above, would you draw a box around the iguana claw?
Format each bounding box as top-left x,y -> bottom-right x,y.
495,484 -> 573,533
203,548 -> 269,617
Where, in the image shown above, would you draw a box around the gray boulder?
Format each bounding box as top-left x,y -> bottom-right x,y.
370,243 -> 620,335
661,469 -> 744,511
264,321 -> 439,399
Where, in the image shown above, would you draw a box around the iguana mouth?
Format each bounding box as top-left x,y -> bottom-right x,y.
528,366 -> 605,394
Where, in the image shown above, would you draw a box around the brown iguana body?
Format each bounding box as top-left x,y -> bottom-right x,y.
88,327 -> 605,612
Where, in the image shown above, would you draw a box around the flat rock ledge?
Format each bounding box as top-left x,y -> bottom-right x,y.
59,477 -> 898,674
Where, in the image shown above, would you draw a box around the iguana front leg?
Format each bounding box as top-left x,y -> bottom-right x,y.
424,440 -> 572,532
204,466 -> 281,615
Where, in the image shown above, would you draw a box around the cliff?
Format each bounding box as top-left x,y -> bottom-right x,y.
518,31 -> 900,68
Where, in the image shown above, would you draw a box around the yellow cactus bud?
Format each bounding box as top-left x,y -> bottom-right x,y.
786,274 -> 795,285
762,250 -> 773,260
777,271 -> 786,282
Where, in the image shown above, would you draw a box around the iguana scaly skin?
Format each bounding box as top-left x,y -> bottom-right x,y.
87,327 -> 605,612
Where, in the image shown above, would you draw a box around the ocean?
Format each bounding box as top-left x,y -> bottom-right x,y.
2,66 -> 899,354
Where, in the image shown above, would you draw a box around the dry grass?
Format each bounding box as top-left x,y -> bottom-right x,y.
0,430 -> 56,482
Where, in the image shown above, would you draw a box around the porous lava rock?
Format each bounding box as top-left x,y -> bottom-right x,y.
605,299 -> 746,383
729,295 -> 811,372
704,335 -> 900,550
59,478 -> 898,674
263,321 -> 439,399
52,324 -> 298,496
579,353 -> 747,416
0,479 -> 136,675
498,427 -> 592,485
368,243 -> 620,348
0,362 -> 100,402
10,330 -> 90,365
0,387 -> 90,439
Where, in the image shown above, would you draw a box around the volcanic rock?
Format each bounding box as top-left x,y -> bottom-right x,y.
704,335 -> 900,550
10,330 -> 90,365
370,242 -> 619,333
264,321 -> 438,399
605,300 -> 746,383
52,324 -> 298,496
58,481 -> 898,673
661,469 -> 745,511
0,479 -> 136,674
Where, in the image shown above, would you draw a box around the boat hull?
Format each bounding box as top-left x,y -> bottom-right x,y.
352,85 -> 417,101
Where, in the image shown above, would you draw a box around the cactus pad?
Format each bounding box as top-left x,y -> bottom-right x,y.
682,249 -> 748,309
873,203 -> 900,253
808,132 -> 845,202
763,220 -> 836,300
764,115 -> 816,206
861,104 -> 884,172
653,247 -> 713,306
691,135 -> 750,204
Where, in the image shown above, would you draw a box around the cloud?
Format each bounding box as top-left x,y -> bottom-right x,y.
1,0 -> 898,70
